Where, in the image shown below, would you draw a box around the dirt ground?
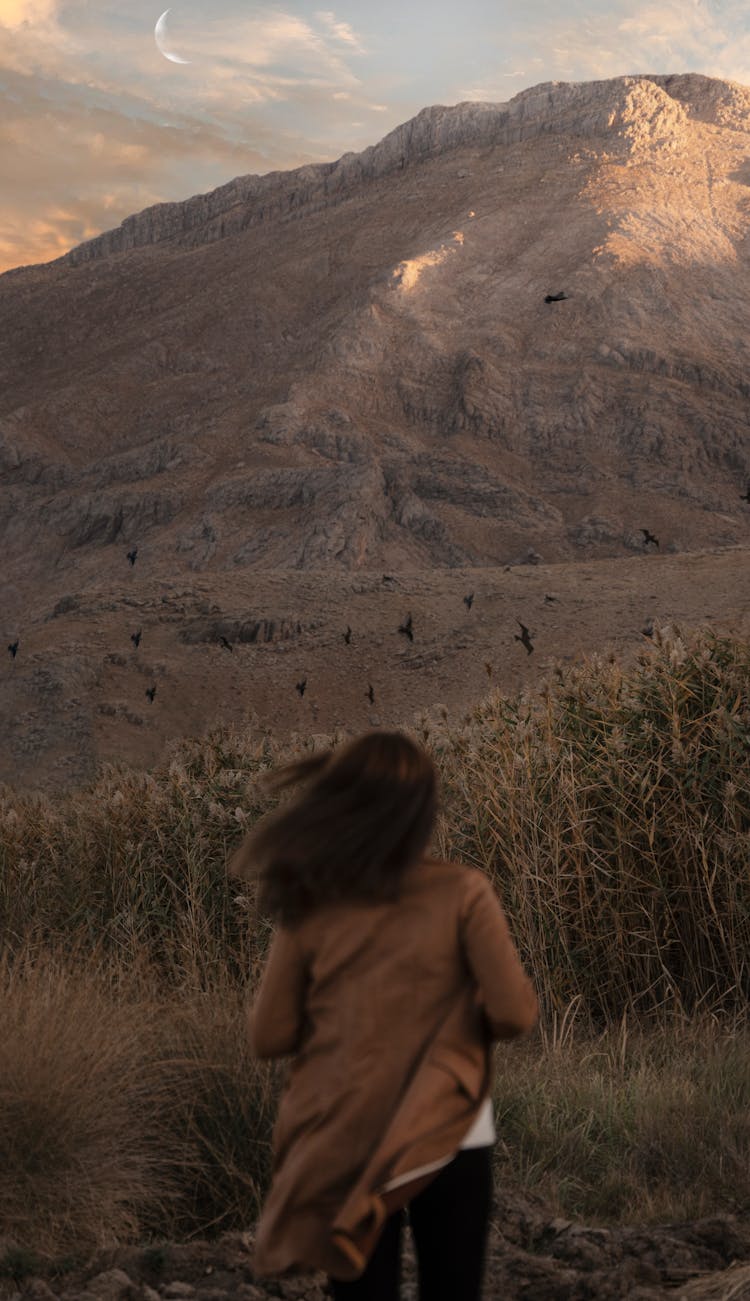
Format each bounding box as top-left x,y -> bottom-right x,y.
3,546 -> 750,792
6,1189 -> 750,1301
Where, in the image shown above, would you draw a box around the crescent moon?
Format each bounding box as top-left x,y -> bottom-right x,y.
154,9 -> 192,64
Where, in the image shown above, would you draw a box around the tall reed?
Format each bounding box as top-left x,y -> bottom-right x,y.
1,624 -> 748,1019
435,624 -> 750,1020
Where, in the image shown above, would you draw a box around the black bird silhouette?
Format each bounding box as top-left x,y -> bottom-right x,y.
219,636 -> 233,652
641,529 -> 659,548
8,640 -> 19,659
463,592 -> 474,610
367,683 -> 375,704
343,626 -> 352,645
126,547 -> 138,566
296,678 -> 307,697
544,594 -> 558,604
398,613 -> 414,642
544,291 -> 568,303
741,484 -> 750,503
130,629 -> 142,649
514,620 -> 534,654
145,685 -> 156,702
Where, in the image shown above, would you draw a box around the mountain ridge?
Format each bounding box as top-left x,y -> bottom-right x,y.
1,73 -> 743,273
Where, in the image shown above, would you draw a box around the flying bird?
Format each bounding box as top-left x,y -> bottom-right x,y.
463,592 -> 474,610
219,636 -> 233,652
145,685 -> 156,702
544,292 -> 568,303
367,683 -> 375,704
130,629 -> 142,649
127,547 -> 138,566
343,626 -> 352,645
740,484 -> 750,503
514,620 -> 534,654
296,678 -> 307,697
8,640 -> 18,659
398,614 -> 414,642
641,529 -> 659,548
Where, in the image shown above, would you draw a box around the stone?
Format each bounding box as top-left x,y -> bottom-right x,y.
20,1283 -> 58,1301
548,1217 -> 574,1235
81,1271 -> 139,1301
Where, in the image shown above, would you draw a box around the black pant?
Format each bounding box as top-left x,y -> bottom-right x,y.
329,1146 -> 493,1301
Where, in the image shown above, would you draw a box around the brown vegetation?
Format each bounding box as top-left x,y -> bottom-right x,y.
0,623 -> 748,1263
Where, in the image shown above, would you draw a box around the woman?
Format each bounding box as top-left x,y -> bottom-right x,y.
230,730 -> 538,1300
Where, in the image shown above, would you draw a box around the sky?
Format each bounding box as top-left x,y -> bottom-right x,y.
1,0 -> 749,273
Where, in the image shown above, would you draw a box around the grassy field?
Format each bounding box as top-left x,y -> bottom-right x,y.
1,623 -> 748,1258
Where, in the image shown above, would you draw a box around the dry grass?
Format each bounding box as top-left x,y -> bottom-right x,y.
2,624 -> 748,1020
0,622 -> 748,1254
0,959 -> 747,1261
0,951 -> 177,1255
0,730 -> 278,986
0,953 -> 279,1258
161,987 -> 279,1237
492,1007 -> 750,1224
433,623 -> 750,1020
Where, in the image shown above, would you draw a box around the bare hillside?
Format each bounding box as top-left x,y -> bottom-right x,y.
1,73 -> 750,788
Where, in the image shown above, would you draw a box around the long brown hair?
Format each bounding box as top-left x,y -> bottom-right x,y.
232,731 -> 438,925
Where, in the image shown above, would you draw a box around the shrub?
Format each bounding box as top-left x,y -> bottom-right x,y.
0,952 -> 178,1254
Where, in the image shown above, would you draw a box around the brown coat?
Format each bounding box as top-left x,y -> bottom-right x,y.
247,858 -> 538,1280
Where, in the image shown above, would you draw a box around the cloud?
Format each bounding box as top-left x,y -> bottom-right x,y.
0,62 -> 329,272
0,3 -> 380,271
314,10 -> 367,54
510,0 -> 750,86
0,200 -> 113,269
0,0 -> 83,76
0,0 -> 59,28
141,8 -> 369,97
448,0 -> 750,105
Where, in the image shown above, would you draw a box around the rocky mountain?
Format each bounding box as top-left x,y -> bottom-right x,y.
2,73 -> 750,788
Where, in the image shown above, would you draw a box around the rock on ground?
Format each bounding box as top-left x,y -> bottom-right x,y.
5,1194 -> 750,1301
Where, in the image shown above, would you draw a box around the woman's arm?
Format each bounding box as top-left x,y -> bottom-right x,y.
247,926 -> 309,1058
461,870 -> 539,1040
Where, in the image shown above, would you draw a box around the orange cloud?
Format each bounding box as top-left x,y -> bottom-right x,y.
0,203 -> 102,271
0,62 -> 336,273
0,0 -> 59,28
0,4 -> 388,274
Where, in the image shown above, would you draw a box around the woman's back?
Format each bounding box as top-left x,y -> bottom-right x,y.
248,856 -> 537,1278
295,859 -> 475,1064
236,731 -> 538,1288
